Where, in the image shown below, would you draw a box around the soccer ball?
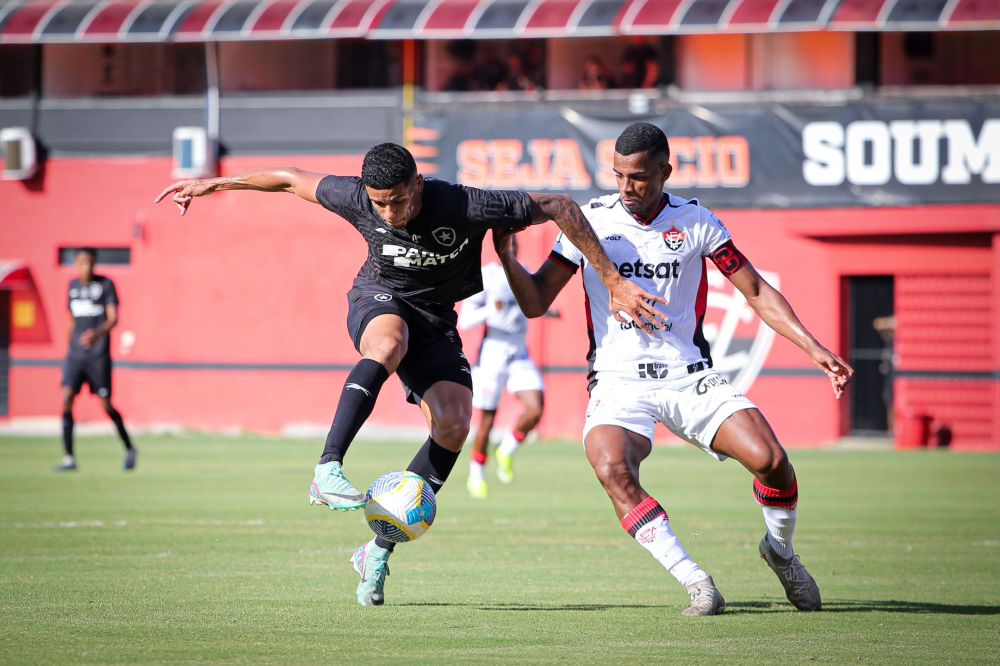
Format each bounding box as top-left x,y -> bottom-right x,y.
364,471 -> 437,543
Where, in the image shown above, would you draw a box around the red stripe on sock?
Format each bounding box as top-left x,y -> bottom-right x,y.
754,478 -> 798,498
512,430 -> 527,443
620,496 -> 666,534
472,451 -> 488,465
754,478 -> 798,508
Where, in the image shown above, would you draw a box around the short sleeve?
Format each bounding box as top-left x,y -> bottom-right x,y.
549,232 -> 584,274
104,279 -> 119,306
457,185 -> 533,230
700,208 -> 732,256
700,208 -> 749,277
315,175 -> 367,222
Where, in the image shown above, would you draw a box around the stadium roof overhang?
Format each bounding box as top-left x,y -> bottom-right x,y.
0,262 -> 31,290
1,0 -> 998,44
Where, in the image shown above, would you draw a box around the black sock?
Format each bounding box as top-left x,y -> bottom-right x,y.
107,408 -> 133,450
406,437 -> 460,494
61,412 -> 74,457
374,536 -> 396,552
318,359 -> 390,464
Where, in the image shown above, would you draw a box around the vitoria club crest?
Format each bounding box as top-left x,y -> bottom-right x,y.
703,267 -> 780,392
663,226 -> 685,251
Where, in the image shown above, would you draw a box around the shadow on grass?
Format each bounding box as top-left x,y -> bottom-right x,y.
399,600 -> 1000,615
399,602 -> 668,612
725,599 -> 1000,616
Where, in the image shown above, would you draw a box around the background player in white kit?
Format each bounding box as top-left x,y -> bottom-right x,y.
458,236 -> 558,498
494,123 -> 853,616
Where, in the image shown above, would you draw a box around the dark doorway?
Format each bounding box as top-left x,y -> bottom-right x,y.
0,291 -> 9,416
849,276 -> 894,434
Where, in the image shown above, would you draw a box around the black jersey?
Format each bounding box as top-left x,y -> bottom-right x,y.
316,176 -> 533,307
67,276 -> 118,359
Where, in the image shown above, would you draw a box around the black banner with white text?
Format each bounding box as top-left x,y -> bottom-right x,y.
413,97 -> 1000,208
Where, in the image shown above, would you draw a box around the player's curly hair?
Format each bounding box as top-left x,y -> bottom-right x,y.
362,143 -> 418,189
615,122 -> 670,163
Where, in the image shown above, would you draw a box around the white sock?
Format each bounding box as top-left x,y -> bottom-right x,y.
753,477 -> 799,560
762,507 -> 796,559
62,455 -> 75,465
497,431 -> 524,457
469,461 -> 485,483
622,497 -> 709,589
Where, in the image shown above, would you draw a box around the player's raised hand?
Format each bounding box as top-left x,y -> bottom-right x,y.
154,178 -> 220,216
809,346 -> 854,400
609,277 -> 669,331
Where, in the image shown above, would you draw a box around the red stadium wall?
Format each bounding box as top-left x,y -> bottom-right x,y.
3,157 -> 999,451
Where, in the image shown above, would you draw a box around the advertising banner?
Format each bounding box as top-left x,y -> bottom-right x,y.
414,97 -> 1000,208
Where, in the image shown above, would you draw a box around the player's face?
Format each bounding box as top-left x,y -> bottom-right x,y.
75,252 -> 95,280
366,174 -> 424,229
613,150 -> 672,219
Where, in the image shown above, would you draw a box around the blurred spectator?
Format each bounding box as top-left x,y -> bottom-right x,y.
475,53 -> 507,91
619,43 -> 661,89
442,41 -> 543,92
445,57 -> 479,92
496,52 -> 539,92
445,40 -> 479,91
579,55 -> 613,90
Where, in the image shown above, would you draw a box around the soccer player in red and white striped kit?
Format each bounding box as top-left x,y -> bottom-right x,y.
494,122 -> 853,616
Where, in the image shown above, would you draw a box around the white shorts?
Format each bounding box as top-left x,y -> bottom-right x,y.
472,339 -> 544,411
582,369 -> 757,461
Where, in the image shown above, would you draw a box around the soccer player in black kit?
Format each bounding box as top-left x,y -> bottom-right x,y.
155,143 -> 664,605
56,247 -> 136,472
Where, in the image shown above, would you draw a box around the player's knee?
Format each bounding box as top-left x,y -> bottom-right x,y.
434,418 -> 470,448
523,400 -> 543,425
432,407 -> 472,447
591,456 -> 635,492
364,337 -> 407,369
749,445 -> 789,478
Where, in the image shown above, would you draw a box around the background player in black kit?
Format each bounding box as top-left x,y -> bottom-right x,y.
155,143 -> 665,605
56,247 -> 137,472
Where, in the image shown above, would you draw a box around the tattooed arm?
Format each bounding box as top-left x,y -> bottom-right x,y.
528,193 -> 667,327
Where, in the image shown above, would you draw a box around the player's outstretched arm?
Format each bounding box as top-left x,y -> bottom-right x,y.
728,263 -> 854,399
493,229 -> 572,318
153,168 -> 328,216
527,193 -> 667,328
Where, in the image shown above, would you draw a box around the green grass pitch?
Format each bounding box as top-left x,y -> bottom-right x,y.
1,435 -> 999,664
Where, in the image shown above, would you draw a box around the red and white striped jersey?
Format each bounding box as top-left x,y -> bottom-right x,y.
551,192 -> 745,387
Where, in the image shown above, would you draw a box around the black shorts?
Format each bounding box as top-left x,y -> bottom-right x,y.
62,355 -> 112,398
346,283 -> 472,405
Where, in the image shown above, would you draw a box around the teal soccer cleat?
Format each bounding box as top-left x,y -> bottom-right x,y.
352,541 -> 391,606
308,461 -> 366,511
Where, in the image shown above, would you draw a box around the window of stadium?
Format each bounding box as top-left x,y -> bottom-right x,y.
0,45 -> 40,97
58,248 -> 131,267
879,31 -> 1000,86
218,40 -> 400,93
426,39 -> 547,92
548,37 -> 674,91
41,44 -> 206,97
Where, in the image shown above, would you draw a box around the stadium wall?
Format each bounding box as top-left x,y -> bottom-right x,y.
3,155 -> 998,451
